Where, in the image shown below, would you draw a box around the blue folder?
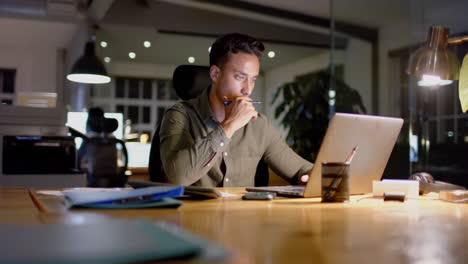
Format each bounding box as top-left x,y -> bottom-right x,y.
63,186 -> 184,208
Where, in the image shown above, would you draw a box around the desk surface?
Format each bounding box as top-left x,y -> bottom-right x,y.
1,187 -> 467,263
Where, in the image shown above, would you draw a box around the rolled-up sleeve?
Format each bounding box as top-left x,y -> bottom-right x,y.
159,104 -> 230,185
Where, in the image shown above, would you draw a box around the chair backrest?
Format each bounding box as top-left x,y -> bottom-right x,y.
148,65 -> 269,186
173,65 -> 212,100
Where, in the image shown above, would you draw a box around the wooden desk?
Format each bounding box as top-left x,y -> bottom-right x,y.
1,187 -> 467,263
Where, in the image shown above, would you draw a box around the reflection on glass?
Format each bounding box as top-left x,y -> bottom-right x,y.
410,133 -> 418,163
442,119 -> 455,143
456,117 -> 468,143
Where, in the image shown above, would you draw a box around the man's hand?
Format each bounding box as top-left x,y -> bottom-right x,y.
221,96 -> 258,138
300,174 -> 309,184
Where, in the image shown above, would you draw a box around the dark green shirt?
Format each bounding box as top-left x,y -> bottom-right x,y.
159,88 -> 313,187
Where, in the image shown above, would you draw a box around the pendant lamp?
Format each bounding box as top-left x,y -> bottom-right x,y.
67,41 -> 111,84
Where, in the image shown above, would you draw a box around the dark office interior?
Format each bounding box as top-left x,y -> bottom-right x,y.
0,1 -> 467,263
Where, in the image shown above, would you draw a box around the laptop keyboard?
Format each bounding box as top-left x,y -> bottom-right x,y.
247,186 -> 305,196
276,186 -> 305,195
268,186 -> 304,191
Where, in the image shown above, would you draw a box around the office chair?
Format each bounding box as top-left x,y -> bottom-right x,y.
148,64 -> 269,186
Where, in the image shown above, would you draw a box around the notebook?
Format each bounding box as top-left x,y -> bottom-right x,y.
246,113 -> 404,197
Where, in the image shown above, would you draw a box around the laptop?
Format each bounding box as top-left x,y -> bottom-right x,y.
246,113 -> 404,197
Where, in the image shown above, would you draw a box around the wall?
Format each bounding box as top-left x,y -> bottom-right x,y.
0,17 -> 77,102
411,0 -> 468,39
0,44 -> 57,94
378,21 -> 412,117
64,22 -> 90,111
343,38 -> 372,113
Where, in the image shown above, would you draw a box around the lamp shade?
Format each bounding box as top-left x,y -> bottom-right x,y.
458,54 -> 468,112
67,42 -> 111,84
407,26 -> 459,85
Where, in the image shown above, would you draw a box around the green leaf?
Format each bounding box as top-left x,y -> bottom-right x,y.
271,83 -> 284,104
274,101 -> 288,119
283,84 -> 293,101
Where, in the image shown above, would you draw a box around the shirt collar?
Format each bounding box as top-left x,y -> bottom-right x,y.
193,86 -> 215,122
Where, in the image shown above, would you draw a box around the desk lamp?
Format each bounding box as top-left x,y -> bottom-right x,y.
406,25 -> 468,110
406,25 -> 468,195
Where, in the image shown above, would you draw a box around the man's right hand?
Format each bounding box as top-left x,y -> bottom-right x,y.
221,96 -> 258,138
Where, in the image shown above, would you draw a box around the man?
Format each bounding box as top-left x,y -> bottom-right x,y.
160,33 -> 312,187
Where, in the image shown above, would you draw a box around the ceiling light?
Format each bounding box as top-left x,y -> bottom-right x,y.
143,41 -> 151,48
100,41 -> 108,48
104,57 -> 111,63
129,52 -> 136,59
268,51 -> 275,58
67,41 -> 111,84
188,56 -> 195,63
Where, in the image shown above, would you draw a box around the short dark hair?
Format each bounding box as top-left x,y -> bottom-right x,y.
209,33 -> 265,67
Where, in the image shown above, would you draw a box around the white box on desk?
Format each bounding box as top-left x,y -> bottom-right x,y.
373,179 -> 419,198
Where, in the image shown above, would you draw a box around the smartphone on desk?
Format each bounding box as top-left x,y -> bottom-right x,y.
242,192 -> 276,200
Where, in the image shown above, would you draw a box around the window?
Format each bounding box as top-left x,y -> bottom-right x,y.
142,106 -> 150,124
390,42 -> 468,187
90,77 -> 179,142
0,69 -> 16,105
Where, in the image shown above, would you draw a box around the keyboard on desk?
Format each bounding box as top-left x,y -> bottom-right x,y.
245,185 -> 306,197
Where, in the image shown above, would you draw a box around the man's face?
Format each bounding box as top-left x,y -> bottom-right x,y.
210,52 -> 260,101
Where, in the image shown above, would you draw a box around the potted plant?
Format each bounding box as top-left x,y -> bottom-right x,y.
272,67 -> 367,161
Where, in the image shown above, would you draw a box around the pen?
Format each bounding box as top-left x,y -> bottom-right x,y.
344,145 -> 359,164
28,189 -> 47,213
223,100 -> 262,106
323,145 -> 358,201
